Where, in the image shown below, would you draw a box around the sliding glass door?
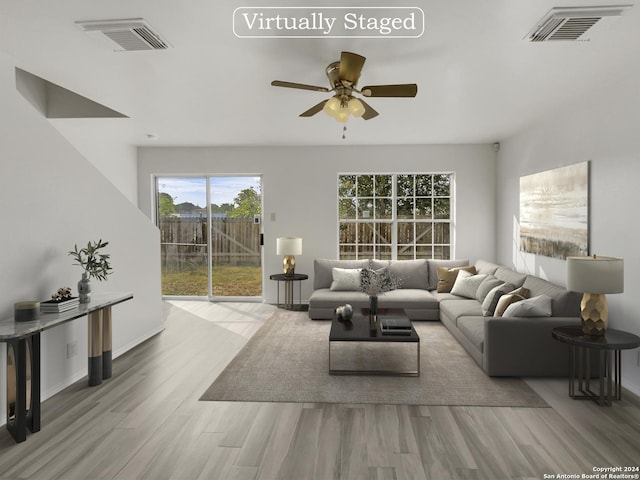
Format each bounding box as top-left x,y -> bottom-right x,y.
156,176 -> 262,299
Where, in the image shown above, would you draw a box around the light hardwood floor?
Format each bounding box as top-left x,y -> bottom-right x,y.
1,301 -> 639,480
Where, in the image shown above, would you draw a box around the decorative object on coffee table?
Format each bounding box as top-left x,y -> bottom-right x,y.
336,304 -> 353,321
276,236 -> 302,277
566,255 -> 624,336
68,239 -> 112,303
359,267 -> 400,334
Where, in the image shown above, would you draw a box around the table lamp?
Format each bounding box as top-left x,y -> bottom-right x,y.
566,255 -> 624,336
277,237 -> 302,277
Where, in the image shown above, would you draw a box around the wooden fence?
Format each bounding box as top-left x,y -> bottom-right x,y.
159,216 -> 260,271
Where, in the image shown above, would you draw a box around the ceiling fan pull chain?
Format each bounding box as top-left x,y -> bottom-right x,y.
342,125 -> 347,140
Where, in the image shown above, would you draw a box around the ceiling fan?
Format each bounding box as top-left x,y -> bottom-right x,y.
271,51 -> 418,123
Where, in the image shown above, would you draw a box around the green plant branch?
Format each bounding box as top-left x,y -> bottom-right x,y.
69,239 -> 113,281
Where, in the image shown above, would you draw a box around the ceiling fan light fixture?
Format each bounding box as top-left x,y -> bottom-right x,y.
348,98 -> 365,118
323,95 -> 364,122
323,96 -> 341,115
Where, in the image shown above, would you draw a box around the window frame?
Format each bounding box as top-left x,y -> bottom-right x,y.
337,173 -> 455,260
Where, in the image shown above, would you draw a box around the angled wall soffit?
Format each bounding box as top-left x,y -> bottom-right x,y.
15,67 -> 128,119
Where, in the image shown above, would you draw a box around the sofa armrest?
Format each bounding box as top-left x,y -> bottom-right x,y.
484,316 -> 582,376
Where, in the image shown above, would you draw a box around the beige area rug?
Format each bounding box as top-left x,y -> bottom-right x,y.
200,310 -> 548,407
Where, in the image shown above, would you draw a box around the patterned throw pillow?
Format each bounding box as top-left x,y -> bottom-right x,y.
329,268 -> 362,291
359,267 -> 396,295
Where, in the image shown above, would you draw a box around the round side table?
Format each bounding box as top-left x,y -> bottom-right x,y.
552,326 -> 640,406
269,273 -> 308,310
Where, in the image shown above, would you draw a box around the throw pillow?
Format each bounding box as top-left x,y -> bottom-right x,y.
509,286 -> 531,298
494,293 -> 526,317
502,295 -> 552,317
481,282 -> 514,316
330,268 -> 362,291
451,271 -> 488,299
437,266 -> 477,293
475,275 -> 504,302
359,267 -> 396,295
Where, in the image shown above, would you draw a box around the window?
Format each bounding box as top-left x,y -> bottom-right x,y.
338,173 -> 453,260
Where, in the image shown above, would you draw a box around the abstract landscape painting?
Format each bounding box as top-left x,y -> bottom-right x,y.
519,161 -> 589,259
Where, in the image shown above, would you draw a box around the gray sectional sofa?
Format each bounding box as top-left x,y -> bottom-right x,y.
308,258 -> 583,376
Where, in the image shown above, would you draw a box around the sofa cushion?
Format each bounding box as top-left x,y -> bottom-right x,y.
474,260 -> 501,276
451,271 -> 488,299
457,317 -> 485,352
427,259 -> 470,290
383,259 -> 429,289
481,282 -> 515,316
314,259 -> 370,290
503,295 -> 552,317
330,268 -> 363,291
437,266 -> 477,293
475,275 -> 504,302
494,266 -> 527,288
439,298 -> 483,325
308,288 -> 370,308
522,275 -> 581,317
377,289 -> 439,310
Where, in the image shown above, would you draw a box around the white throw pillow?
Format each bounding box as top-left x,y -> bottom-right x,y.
330,268 -> 362,291
502,295 -> 552,317
450,271 -> 487,299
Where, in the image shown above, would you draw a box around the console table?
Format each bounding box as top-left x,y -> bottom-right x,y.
552,326 -> 640,406
0,292 -> 133,443
269,273 -> 308,310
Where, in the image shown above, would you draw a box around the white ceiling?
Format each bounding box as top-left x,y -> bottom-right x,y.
2,0 -> 640,147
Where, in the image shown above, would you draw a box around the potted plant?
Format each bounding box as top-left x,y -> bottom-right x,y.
68,239 -> 112,303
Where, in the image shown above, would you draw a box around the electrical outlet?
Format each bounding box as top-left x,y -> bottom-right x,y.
66,341 -> 77,359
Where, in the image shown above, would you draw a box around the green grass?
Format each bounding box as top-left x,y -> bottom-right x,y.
161,265 -> 262,297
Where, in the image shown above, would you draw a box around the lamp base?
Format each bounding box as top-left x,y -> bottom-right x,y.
283,255 -> 296,277
580,292 -> 608,336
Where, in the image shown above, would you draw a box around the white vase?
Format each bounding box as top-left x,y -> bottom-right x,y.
78,273 -> 92,304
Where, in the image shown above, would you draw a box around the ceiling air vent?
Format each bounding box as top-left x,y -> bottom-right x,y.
76,18 -> 171,51
525,5 -> 631,42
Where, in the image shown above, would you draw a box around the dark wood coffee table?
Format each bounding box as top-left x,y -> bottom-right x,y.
329,308 -> 420,376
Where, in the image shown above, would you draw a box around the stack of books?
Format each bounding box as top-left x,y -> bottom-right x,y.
40,297 -> 79,313
380,317 -> 413,335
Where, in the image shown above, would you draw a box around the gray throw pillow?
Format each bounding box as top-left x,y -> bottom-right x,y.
482,282 -> 515,316
475,275 -> 504,302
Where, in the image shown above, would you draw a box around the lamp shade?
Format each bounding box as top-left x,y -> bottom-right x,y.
276,237 -> 302,256
566,256 -> 624,294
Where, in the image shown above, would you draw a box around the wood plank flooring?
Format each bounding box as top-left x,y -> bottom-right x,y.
0,301 -> 639,480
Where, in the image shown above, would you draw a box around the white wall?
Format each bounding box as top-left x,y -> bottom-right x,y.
0,51 -> 164,424
138,144 -> 497,303
496,72 -> 640,395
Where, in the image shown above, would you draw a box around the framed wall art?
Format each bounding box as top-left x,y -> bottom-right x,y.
519,161 -> 589,259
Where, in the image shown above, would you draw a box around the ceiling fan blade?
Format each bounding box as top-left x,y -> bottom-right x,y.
271,80 -> 330,92
359,99 -> 379,120
338,51 -> 366,86
300,100 -> 328,117
361,84 -> 418,97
